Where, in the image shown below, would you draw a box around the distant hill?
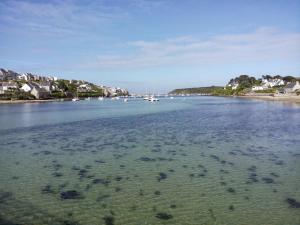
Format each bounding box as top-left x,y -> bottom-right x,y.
169,86 -> 224,95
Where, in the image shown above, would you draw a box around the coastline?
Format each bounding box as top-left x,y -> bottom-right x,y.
1,95 -> 300,105
0,99 -> 68,104
238,95 -> 300,104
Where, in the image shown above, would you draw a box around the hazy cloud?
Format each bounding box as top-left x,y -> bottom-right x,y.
82,27 -> 300,69
0,0 -> 127,37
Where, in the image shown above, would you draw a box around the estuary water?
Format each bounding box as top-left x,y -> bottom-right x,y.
0,97 -> 299,225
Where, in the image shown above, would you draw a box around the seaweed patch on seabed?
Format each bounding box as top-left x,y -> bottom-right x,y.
60,190 -> 82,200
286,198 -> 300,208
157,172 -> 168,182
155,212 -> 173,220
103,215 -> 115,225
261,177 -> 274,184
92,178 -> 111,186
227,187 -> 236,194
139,157 -> 156,162
41,185 -> 56,194
0,191 -> 13,203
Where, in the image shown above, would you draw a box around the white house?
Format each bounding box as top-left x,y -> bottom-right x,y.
228,83 -> 239,90
77,83 -> 92,92
1,82 -> 18,91
17,73 -> 29,81
252,86 -> 265,91
262,78 -> 284,88
20,83 -> 33,92
284,81 -> 300,93
38,82 -> 51,92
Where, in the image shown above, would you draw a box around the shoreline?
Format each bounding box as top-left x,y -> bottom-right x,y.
238,95 -> 300,104
1,95 -> 300,105
0,99 -> 69,104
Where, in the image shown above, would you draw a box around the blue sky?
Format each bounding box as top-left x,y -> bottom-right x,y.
0,0 -> 299,93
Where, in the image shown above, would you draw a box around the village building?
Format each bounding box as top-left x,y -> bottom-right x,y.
20,83 -> 33,92
261,78 -> 285,88
252,85 -> 266,91
17,74 -> 29,81
38,81 -> 51,92
227,83 -> 239,90
30,86 -> 50,99
77,84 -> 92,93
284,81 -> 300,93
0,82 -> 18,92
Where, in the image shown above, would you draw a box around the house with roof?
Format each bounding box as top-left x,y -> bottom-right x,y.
20,83 -> 33,92
17,73 -> 29,81
252,85 -> 267,91
284,81 -> 300,93
227,82 -> 239,90
261,78 -> 285,88
0,82 -> 18,92
77,83 -> 92,93
30,86 -> 50,99
38,81 -> 51,92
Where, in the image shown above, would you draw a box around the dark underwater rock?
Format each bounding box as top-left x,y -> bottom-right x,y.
227,187 -> 236,193
286,198 -> 300,208
157,172 -> 167,182
93,178 -> 111,185
139,157 -> 156,162
247,165 -> 257,172
60,190 -> 81,200
0,217 -> 21,225
210,154 -> 220,161
155,212 -> 173,220
262,177 -> 274,184
154,191 -> 161,195
103,216 -> 115,225
170,204 -> 177,208
0,192 -> 13,202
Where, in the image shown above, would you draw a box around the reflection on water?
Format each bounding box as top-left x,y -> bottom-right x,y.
0,97 -> 299,225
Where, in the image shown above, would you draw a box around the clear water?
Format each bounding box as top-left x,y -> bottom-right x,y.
0,97 -> 299,225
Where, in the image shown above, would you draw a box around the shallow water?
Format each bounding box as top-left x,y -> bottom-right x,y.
0,97 -> 300,225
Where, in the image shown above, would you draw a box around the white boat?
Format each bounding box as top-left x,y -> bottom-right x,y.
170,96 -> 174,99
85,97 -> 91,101
143,96 -> 150,101
124,98 -> 128,102
111,97 -> 120,100
98,97 -> 104,101
72,97 -> 79,101
148,96 -> 159,102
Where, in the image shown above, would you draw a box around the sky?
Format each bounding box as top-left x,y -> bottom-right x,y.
0,0 -> 300,93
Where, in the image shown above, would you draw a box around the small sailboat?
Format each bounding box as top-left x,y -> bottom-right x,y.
148,96 -> 159,102
72,97 -> 79,101
111,96 -> 120,100
98,97 -> 104,101
124,98 -> 128,102
72,91 -> 80,101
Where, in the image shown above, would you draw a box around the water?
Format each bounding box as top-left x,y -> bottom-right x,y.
0,97 -> 299,225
